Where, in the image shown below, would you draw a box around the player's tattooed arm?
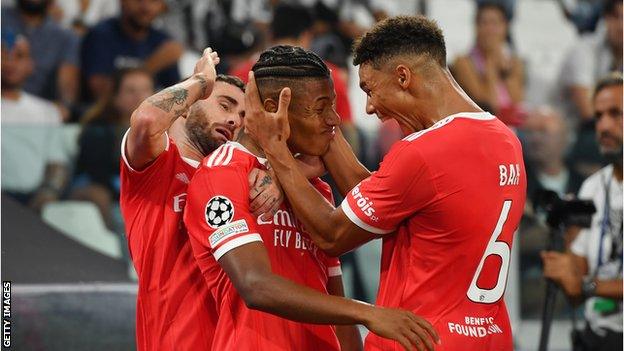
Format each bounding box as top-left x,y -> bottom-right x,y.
248,168 -> 284,219
126,48 -> 219,171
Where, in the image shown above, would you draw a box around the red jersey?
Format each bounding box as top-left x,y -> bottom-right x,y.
341,112 -> 526,351
183,141 -> 342,351
120,131 -> 216,351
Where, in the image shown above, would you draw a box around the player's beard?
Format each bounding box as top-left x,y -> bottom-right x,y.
185,118 -> 223,157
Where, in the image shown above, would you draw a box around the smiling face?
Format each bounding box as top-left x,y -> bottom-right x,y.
358,61 -> 423,135
475,5 -> 508,49
185,81 -> 245,156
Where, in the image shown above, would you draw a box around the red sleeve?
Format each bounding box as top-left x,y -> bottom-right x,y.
340,141 -> 436,234
119,128 -> 175,195
184,158 -> 262,262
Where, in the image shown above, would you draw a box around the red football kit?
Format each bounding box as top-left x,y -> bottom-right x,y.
184,141 -> 342,351
341,112 -> 526,351
120,131 -> 216,351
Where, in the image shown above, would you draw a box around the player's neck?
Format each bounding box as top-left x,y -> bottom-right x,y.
441,68 -> 484,117
236,130 -> 266,159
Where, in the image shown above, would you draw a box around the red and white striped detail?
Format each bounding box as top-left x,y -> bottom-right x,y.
205,143 -> 235,168
212,233 -> 263,261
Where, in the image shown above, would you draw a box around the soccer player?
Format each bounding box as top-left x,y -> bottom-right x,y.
183,45 -> 439,351
120,48 -> 282,351
244,17 -> 526,351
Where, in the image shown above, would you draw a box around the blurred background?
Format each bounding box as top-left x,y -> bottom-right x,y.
0,0 -> 622,350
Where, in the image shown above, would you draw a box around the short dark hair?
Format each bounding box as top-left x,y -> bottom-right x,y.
352,15 -> 447,68
476,2 -> 510,23
594,72 -> 623,99
252,45 -> 329,79
271,4 -> 313,41
216,74 -> 245,92
252,45 -> 330,103
603,0 -> 622,17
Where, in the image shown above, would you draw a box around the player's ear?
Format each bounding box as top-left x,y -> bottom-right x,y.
263,98 -> 278,113
396,64 -> 411,90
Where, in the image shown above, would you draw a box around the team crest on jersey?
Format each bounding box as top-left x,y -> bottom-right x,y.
205,196 -> 234,228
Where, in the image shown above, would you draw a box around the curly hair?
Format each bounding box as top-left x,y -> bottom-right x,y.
352,15 -> 447,68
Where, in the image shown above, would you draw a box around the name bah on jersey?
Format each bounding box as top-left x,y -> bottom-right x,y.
499,164 -> 521,186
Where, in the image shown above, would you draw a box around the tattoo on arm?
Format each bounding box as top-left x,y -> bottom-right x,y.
194,74 -> 208,97
148,87 -> 189,113
260,175 -> 272,188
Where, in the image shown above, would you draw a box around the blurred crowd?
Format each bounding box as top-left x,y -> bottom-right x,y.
1,0 -> 622,315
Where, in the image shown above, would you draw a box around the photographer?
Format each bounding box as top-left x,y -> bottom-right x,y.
541,73 -> 623,351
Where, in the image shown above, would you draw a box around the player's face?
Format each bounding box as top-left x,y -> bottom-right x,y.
185,81 -> 245,156
114,72 -> 154,120
1,39 -> 33,89
358,63 -> 415,135
594,85 -> 623,161
287,79 -> 339,156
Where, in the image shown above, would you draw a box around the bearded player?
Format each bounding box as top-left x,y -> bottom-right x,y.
183,45 -> 439,351
120,48 -> 281,351
245,17 -> 526,351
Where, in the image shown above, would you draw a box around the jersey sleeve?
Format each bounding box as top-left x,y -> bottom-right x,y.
340,142 -> 436,234
184,160 -> 262,262
119,128 -> 175,195
325,256 -> 342,277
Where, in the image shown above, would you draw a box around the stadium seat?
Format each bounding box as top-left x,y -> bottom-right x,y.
41,201 -> 123,260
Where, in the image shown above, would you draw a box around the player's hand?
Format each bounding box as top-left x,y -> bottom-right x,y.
248,168 -> 284,220
244,71 -> 291,152
364,307 -> 440,351
193,47 -> 220,99
295,154 -> 326,179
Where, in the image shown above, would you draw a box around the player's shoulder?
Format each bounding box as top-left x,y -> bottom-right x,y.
403,111 -> 496,143
200,142 -> 257,171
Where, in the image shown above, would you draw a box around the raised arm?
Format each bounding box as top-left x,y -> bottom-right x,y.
219,242 -> 438,351
125,48 -> 218,170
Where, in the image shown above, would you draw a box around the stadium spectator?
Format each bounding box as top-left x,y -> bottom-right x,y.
71,68 -> 154,233
452,2 -> 525,126
1,0 -> 80,121
50,0 -> 119,35
245,16 -> 526,350
120,48 -> 283,351
542,72 -> 622,351
523,106 -> 584,201
557,0 -> 604,34
1,35 -> 68,211
81,0 -> 182,103
558,0 -> 622,124
558,0 -> 622,179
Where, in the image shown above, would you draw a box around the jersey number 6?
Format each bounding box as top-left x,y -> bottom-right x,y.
467,200 -> 512,304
